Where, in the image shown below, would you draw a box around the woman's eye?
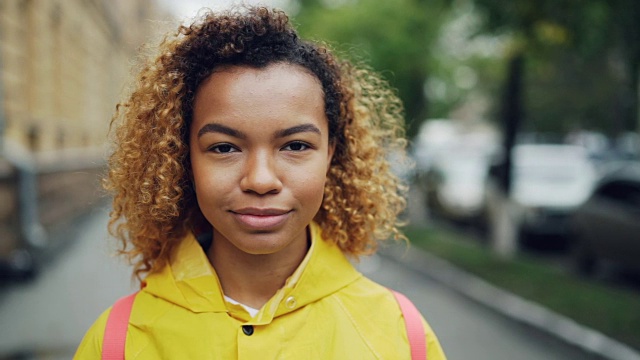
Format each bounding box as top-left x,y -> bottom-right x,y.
283,142 -> 309,151
210,144 -> 237,153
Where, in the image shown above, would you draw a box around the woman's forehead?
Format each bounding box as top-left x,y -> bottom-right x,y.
202,62 -> 321,90
190,63 -> 328,136
198,64 -> 321,104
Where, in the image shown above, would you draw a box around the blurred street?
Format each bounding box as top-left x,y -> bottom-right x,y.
0,207 -> 135,359
0,200 -> 599,360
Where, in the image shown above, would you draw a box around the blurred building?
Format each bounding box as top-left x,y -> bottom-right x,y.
1,0 -> 163,153
0,0 -> 165,275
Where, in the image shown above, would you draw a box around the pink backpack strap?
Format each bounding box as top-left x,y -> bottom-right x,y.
102,292 -> 138,360
392,290 -> 427,360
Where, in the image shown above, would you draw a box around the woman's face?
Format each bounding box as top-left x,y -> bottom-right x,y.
190,63 -> 334,256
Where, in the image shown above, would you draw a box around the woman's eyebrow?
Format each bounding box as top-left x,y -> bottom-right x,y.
197,123 -> 246,139
275,124 -> 321,138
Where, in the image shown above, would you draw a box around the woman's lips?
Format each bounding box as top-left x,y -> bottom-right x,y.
231,208 -> 291,229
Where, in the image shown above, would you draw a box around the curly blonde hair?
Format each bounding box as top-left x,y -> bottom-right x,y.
106,7 -> 409,280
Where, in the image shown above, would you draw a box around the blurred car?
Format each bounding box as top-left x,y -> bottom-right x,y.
570,162 -> 640,275
614,131 -> 640,160
413,121 -> 498,227
412,119 -> 461,175
488,144 -> 597,244
423,150 -> 492,226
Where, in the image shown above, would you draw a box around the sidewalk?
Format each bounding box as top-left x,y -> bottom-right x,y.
379,243 -> 640,360
0,205 -> 134,359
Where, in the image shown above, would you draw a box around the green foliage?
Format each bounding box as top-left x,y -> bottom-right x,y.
525,49 -> 626,135
291,0 -> 639,137
292,0 -> 449,137
470,0 -> 640,134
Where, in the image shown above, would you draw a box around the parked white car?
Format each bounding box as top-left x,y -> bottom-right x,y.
424,150 -> 492,225
413,119 -> 498,226
488,144 -> 597,244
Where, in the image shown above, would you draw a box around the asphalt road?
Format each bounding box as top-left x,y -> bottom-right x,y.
0,204 -> 597,359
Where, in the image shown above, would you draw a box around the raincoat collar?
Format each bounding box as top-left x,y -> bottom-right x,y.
143,222 -> 362,324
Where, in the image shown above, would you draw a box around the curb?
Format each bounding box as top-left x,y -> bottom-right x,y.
380,244 -> 640,360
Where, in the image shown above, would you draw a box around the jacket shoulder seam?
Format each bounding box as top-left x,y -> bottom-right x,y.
332,295 -> 383,359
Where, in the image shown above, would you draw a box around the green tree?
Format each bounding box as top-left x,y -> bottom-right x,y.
472,0 -> 640,134
292,0 -> 448,137
457,0 -> 640,196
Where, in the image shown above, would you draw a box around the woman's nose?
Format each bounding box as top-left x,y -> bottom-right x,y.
240,152 -> 283,195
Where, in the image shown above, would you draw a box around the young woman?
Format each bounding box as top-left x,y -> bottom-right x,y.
75,6 -> 446,359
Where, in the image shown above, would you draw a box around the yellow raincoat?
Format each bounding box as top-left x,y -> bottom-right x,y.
75,222 -> 447,359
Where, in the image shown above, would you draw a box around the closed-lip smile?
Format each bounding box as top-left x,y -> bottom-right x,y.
231,207 -> 291,229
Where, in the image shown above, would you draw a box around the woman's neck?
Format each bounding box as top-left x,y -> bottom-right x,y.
207,230 -> 309,309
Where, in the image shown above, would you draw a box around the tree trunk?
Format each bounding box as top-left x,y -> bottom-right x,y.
632,61 -> 639,132
615,0 -> 640,132
499,52 -> 524,195
489,51 -> 525,258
